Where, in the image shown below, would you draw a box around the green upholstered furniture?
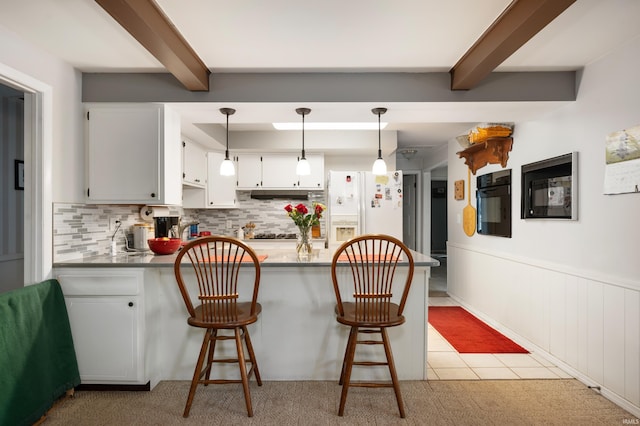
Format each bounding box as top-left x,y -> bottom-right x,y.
0,279 -> 80,425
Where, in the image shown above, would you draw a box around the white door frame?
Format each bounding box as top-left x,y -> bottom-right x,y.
0,63 -> 52,284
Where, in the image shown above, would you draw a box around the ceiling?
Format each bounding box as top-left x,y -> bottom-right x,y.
1,0 -> 638,155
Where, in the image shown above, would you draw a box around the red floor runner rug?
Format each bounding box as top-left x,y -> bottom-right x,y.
428,306 -> 529,354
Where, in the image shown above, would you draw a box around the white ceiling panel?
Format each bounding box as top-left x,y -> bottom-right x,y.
1,0 -> 638,153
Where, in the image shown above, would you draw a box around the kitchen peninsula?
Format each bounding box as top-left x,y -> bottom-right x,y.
54,247 -> 438,389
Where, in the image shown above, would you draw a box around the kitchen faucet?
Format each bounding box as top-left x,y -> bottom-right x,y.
175,218 -> 200,240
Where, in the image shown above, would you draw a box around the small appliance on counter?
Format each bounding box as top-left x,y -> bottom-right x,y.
154,216 -> 179,238
132,223 -> 153,250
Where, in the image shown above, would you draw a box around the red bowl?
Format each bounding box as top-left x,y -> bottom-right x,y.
147,237 -> 182,255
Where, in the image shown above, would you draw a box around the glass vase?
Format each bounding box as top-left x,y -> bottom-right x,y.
296,226 -> 313,260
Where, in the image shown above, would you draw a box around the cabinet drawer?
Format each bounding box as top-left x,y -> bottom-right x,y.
57,272 -> 141,296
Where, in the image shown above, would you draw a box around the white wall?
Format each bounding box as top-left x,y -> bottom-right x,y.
0,24 -> 84,204
447,36 -> 640,416
448,35 -> 639,286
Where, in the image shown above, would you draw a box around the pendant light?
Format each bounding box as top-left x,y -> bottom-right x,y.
371,107 -> 388,175
219,108 -> 236,176
295,107 -> 311,176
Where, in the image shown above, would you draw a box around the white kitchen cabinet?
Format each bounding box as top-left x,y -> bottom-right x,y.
55,268 -> 159,388
86,104 -> 182,205
236,154 -> 263,189
182,152 -> 237,208
235,153 -> 325,190
262,154 -> 299,188
182,138 -> 207,188
206,152 -> 237,207
297,154 -> 325,189
182,152 -> 237,209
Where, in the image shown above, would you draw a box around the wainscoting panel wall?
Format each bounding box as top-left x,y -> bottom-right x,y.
447,242 -> 640,416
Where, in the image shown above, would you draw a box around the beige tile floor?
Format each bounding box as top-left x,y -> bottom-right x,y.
427,296 -> 573,381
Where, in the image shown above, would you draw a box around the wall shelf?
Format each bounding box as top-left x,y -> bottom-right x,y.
456,137 -> 513,174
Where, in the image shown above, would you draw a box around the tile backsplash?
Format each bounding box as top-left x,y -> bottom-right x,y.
53,191 -> 326,261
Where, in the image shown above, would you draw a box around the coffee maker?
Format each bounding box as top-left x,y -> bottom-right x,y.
154,216 -> 179,238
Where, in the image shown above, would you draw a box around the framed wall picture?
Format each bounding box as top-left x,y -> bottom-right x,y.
15,159 -> 24,190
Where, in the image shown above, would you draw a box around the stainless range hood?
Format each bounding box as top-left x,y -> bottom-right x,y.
250,190 -> 311,200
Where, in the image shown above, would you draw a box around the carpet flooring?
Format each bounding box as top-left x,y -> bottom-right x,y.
41,380 -> 636,425
428,306 -> 529,354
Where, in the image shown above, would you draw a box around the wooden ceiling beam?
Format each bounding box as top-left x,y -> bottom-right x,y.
450,0 -> 576,90
96,0 -> 210,91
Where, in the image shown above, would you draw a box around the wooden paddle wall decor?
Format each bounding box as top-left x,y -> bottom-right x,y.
462,167 -> 476,236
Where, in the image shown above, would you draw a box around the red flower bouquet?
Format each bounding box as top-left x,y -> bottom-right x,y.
284,202 -> 326,228
285,202 -> 326,258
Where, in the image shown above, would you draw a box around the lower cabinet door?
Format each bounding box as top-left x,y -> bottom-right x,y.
65,296 -> 143,383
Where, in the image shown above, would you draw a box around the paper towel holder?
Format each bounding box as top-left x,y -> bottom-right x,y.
140,206 -> 169,222
140,206 -> 153,222
140,205 -> 173,222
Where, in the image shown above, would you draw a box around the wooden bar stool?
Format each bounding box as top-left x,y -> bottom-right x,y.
174,236 -> 263,417
331,234 -> 415,418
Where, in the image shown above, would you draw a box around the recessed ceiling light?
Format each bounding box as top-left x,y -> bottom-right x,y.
272,122 -> 387,130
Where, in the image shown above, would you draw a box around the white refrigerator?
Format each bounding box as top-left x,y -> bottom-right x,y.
327,170 -> 403,245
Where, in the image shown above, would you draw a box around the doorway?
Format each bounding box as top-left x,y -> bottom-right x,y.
0,62 -> 52,286
402,172 -> 418,251
0,83 -> 24,292
430,173 -> 448,296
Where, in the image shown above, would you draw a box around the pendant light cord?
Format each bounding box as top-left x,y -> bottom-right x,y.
225,112 -> 230,159
295,107 -> 311,160
377,111 -> 382,159
218,107 -> 236,176
301,112 -> 306,159
371,107 -> 387,176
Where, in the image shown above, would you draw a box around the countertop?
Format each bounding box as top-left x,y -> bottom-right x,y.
54,248 -> 440,268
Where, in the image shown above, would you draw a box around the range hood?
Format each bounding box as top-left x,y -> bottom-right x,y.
250,190 -> 311,200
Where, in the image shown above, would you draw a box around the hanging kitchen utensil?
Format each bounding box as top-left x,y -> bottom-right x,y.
463,167 -> 476,236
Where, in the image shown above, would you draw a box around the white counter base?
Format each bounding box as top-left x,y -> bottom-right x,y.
149,265 -> 429,382
54,248 -> 437,385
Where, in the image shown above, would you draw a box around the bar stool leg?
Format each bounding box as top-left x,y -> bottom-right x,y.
184,329 -> 212,418
338,326 -> 358,416
339,327 -> 358,386
235,327 -> 254,417
242,325 -> 262,385
204,329 -> 217,385
381,328 -> 405,418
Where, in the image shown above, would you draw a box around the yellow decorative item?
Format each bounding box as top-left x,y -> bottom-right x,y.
468,123 -> 513,144
462,168 -> 476,237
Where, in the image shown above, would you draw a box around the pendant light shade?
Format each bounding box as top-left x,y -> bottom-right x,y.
219,108 -> 236,176
372,107 -> 388,175
295,107 -> 311,176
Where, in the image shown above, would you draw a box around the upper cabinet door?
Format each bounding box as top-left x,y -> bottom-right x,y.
261,155 -> 298,188
206,152 -> 237,208
297,154 -> 325,189
86,104 -> 182,205
236,154 -> 262,189
182,139 -> 207,188
234,153 -> 325,190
